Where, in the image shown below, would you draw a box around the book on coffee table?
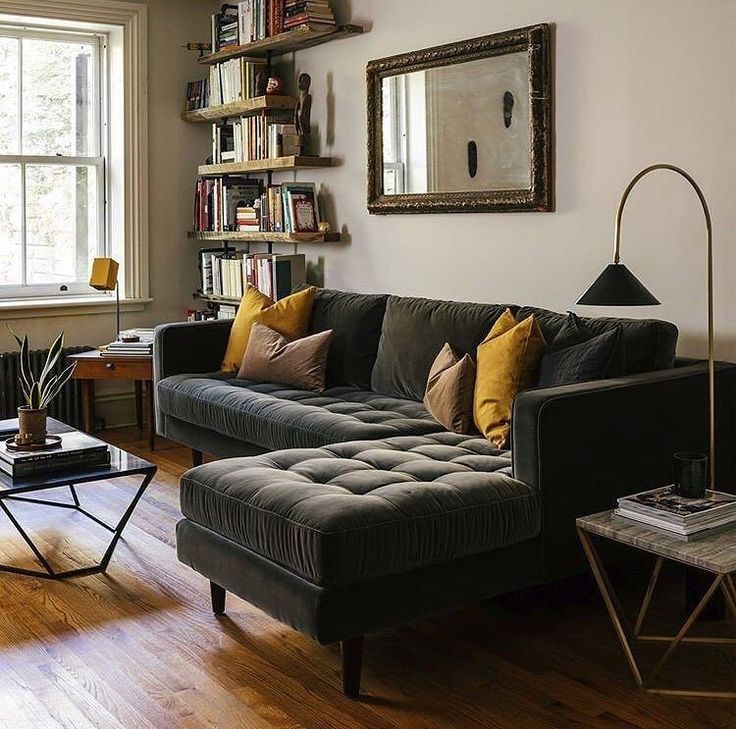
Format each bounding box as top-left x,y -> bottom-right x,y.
614,485 -> 736,539
0,430 -> 110,479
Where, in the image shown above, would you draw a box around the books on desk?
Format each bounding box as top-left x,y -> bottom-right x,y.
102,329 -> 154,357
615,486 -> 736,540
0,430 -> 110,479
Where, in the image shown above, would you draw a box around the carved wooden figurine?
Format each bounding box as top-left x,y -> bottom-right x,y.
294,73 -> 312,145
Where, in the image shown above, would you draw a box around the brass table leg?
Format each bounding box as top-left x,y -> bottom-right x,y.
577,527 -> 644,687
577,527 -> 735,699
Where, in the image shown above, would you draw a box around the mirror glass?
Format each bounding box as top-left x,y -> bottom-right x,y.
380,52 -> 531,196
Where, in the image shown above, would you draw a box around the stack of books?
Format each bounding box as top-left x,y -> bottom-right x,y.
284,0 -> 336,29
102,329 -> 155,358
615,486 -> 736,540
0,430 -> 110,479
212,6 -> 240,50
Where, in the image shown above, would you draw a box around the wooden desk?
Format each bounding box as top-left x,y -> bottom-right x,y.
68,350 -> 155,450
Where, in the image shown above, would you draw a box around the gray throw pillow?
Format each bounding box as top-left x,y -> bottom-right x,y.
538,314 -> 624,387
237,322 -> 333,392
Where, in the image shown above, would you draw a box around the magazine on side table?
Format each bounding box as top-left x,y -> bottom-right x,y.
614,485 -> 736,540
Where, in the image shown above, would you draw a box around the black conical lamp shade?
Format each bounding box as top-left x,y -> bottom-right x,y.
576,263 -> 660,306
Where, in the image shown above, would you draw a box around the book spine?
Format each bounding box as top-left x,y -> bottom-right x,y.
3,452 -> 111,479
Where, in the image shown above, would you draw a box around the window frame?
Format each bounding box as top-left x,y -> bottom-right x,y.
0,0 -> 148,315
0,25 -> 108,299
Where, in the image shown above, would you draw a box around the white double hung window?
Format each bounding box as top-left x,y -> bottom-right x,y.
0,25 -> 107,299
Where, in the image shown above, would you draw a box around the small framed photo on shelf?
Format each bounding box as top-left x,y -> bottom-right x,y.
282,182 -> 320,233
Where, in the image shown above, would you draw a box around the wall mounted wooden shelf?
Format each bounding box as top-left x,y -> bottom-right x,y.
198,155 -> 334,177
182,95 -> 296,123
194,293 -> 241,306
199,24 -> 364,64
188,231 -> 340,243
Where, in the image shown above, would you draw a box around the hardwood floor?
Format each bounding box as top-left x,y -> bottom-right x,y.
0,427 -> 733,729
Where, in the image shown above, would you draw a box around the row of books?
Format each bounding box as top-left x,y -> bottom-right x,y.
210,58 -> 268,107
212,118 -> 300,164
0,429 -> 110,479
615,486 -> 736,540
200,251 -> 306,301
185,59 -> 268,112
234,117 -> 300,162
193,178 -> 320,233
211,1 -> 336,50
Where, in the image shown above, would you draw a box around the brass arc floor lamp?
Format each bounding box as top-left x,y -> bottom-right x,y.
577,164 -> 716,489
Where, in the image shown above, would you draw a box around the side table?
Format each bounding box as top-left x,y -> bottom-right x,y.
68,350 -> 155,450
577,510 -> 735,698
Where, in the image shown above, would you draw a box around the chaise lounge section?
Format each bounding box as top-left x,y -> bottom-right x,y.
156,289 -> 736,696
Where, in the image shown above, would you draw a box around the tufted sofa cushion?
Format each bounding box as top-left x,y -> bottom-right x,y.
157,373 -> 445,451
180,432 -> 540,587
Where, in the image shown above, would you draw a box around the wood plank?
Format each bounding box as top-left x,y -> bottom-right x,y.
198,155 -> 334,177
0,429 -> 731,728
199,25 -> 364,64
187,231 -> 341,243
182,96 -> 296,123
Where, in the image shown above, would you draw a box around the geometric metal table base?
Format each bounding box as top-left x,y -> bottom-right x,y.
0,472 -> 154,580
578,527 -> 736,699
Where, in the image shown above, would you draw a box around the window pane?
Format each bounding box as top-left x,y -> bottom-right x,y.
0,164 -> 22,285
25,164 -> 99,285
22,38 -> 97,156
0,37 -> 19,155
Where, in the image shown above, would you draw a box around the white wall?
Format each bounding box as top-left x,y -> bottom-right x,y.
0,0 -> 211,426
296,0 -> 736,360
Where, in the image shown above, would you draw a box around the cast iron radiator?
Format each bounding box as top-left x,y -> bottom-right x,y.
0,345 -> 94,428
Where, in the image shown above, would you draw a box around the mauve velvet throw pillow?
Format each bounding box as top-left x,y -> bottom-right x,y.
538,312 -> 624,387
237,322 -> 333,392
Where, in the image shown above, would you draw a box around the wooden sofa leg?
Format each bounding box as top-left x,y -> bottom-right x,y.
210,582 -> 226,615
192,449 -> 203,467
341,636 -> 364,699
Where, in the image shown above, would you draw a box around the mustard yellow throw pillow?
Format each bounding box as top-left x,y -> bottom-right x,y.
474,308 -> 547,449
221,286 -> 315,372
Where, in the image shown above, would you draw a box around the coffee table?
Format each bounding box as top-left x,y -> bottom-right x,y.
0,418 -> 156,579
577,510 -> 735,698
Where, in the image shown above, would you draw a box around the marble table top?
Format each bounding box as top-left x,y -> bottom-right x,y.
577,510 -> 736,575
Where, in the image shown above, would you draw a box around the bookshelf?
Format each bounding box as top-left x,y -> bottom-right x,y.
188,230 -> 341,244
184,6 -> 363,320
182,95 -> 296,123
198,155 -> 334,177
199,23 -> 363,64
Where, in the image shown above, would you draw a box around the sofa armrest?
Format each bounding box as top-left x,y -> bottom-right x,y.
153,319 -> 233,382
512,362 -> 736,580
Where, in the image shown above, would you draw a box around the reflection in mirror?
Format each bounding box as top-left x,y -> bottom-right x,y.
381,52 -> 531,196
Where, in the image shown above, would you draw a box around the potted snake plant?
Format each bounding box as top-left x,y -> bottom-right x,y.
10,330 -> 77,446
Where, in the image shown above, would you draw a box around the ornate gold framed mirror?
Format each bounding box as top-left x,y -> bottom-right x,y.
367,24 -> 553,214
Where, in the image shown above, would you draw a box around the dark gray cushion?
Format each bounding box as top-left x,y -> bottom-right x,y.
518,306 -> 677,375
157,373 -> 444,451
308,288 -> 388,388
179,433 -> 539,587
371,295 -> 513,401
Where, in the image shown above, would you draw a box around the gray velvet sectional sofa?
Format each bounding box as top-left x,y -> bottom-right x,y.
154,289 -> 736,697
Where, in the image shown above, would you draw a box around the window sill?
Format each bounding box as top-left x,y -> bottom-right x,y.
0,295 -> 152,320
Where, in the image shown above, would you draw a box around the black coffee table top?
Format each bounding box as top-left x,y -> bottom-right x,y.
0,417 -> 155,496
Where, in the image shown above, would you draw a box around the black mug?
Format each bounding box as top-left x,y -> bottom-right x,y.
673,452 -> 708,499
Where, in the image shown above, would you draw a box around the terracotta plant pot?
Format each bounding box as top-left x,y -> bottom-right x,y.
16,406 -> 47,446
